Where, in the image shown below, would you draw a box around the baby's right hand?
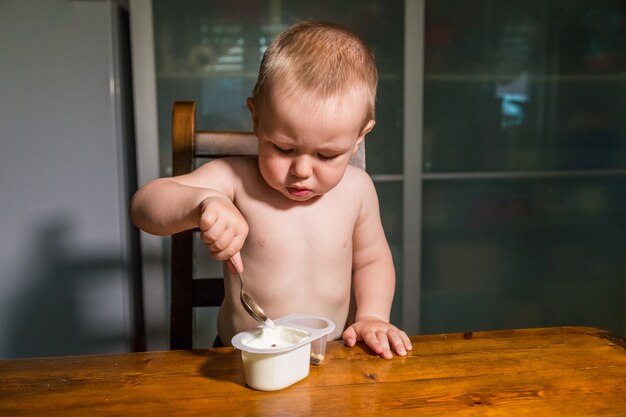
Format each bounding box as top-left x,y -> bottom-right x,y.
197,195 -> 248,261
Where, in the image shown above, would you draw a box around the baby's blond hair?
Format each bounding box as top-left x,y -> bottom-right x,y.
252,20 -> 378,122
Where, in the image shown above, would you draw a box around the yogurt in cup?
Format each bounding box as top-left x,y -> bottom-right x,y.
231,315 -> 335,391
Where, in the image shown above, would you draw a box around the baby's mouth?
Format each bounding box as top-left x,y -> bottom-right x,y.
287,187 -> 312,197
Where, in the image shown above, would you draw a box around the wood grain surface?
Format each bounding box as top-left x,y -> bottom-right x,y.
2,327 -> 626,416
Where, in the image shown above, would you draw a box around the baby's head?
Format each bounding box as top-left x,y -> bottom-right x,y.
251,20 -> 378,123
248,21 -> 378,202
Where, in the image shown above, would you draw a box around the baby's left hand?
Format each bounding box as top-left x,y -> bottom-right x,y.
342,317 -> 413,359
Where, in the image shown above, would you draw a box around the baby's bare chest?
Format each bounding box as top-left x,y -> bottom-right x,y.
238,197 -> 358,264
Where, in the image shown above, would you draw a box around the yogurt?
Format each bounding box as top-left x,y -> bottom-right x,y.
242,325 -> 308,349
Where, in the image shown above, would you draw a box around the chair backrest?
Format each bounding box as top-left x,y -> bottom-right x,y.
170,101 -> 365,349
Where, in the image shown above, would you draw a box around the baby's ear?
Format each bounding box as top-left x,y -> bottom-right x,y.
247,97 -> 259,133
353,119 -> 376,153
359,119 -> 376,138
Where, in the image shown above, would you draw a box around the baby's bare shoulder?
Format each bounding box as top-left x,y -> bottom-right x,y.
338,165 -> 376,196
334,166 -> 382,222
180,156 -> 258,195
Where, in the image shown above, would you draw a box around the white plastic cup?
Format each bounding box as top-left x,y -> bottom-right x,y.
231,315 -> 335,391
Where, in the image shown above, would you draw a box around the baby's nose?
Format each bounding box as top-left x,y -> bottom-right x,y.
290,156 -> 312,178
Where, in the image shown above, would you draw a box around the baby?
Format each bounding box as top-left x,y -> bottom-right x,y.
130,20 -> 412,359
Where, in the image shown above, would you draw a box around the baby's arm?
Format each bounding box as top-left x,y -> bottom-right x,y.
341,174 -> 413,359
129,159 -> 248,261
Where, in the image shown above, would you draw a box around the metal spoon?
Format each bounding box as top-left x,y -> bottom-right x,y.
230,258 -> 275,328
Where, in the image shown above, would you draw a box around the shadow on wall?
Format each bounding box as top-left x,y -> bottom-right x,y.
5,218 -> 141,358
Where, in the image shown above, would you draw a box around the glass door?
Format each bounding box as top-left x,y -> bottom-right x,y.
419,0 -> 626,336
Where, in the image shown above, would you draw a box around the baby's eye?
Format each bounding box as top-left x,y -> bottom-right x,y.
273,144 -> 293,154
317,153 -> 339,161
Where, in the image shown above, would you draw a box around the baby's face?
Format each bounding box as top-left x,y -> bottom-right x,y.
249,89 -> 374,202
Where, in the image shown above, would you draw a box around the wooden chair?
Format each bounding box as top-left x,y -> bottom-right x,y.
170,101 -> 365,349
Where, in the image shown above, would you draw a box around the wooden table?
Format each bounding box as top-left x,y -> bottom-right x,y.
2,326 -> 626,416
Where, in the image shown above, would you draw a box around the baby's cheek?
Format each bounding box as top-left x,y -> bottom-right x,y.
258,159 -> 284,188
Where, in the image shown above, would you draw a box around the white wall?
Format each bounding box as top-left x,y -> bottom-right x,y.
0,0 -> 139,358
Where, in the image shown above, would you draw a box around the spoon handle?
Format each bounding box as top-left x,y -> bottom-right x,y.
229,253 -> 243,274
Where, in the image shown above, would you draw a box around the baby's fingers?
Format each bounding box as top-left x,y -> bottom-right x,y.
342,326 -> 358,347
402,332 -> 413,351
207,232 -> 246,261
388,329 -> 412,356
360,329 -> 386,357
375,330 -> 393,359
